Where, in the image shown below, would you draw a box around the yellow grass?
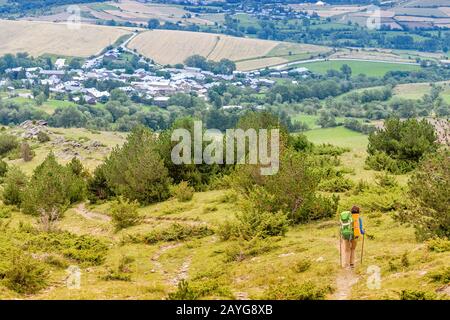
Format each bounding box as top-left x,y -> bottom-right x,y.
0,19 -> 132,57
5,127 -> 126,175
207,36 -> 279,62
128,30 -> 328,69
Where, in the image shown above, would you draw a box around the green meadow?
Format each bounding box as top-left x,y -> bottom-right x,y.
299,60 -> 421,78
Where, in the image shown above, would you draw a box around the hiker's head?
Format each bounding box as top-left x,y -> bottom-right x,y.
351,206 -> 360,214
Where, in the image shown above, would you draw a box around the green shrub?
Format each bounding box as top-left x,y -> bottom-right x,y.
4,253 -> 49,294
130,223 -> 213,244
0,134 -> 18,156
401,252 -> 410,268
0,205 -> 13,218
229,149 -> 338,225
168,280 -> 199,300
103,126 -> 171,205
0,159 -> 8,178
43,255 -> 69,269
21,153 -> 86,216
319,176 -> 354,192
170,181 -> 194,202
203,205 -> 218,213
110,197 -> 141,231
367,117 -> 437,173
366,151 -> 414,174
263,281 -> 333,300
101,255 -> 134,282
313,144 -> 349,156
20,142 -> 34,162
340,185 -> 405,213
398,149 -> 449,240
293,259 -> 311,273
375,172 -> 398,188
398,289 -> 439,300
428,267 -> 450,284
223,238 -> 277,262
218,193 -> 289,241
2,166 -> 28,207
102,271 -> 131,282
26,231 -> 109,266
37,131 -> 50,143
426,238 -> 450,252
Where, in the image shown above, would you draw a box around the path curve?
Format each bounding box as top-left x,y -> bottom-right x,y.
75,203 -> 111,222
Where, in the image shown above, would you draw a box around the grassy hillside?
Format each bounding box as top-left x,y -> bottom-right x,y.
0,125 -> 448,300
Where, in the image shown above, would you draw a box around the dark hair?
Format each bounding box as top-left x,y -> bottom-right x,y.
351,206 -> 360,214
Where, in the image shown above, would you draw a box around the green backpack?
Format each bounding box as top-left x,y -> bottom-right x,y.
340,211 -> 353,240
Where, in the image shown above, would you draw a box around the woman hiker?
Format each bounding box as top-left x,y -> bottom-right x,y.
340,205 -> 365,269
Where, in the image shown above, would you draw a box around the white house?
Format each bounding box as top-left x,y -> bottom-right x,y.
55,59 -> 66,70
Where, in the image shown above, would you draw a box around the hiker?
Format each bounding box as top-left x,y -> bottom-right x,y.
339,205 -> 365,269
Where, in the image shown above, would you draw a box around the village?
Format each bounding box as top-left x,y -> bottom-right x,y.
0,46 -> 312,110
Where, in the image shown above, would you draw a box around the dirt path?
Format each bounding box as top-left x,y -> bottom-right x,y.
333,268 -> 359,300
75,203 -> 111,222
150,243 -> 192,287
332,240 -> 359,300
168,257 -> 192,287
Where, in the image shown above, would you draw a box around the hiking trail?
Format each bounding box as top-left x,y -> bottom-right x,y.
75,203 -> 111,222
332,241 -> 359,300
150,243 -> 192,287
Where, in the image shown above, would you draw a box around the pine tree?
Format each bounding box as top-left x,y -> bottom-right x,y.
2,166 -> 28,207
103,126 -> 171,204
20,142 -> 34,162
21,153 -> 84,216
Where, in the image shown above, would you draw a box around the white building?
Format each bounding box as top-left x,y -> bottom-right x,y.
55,59 -> 66,70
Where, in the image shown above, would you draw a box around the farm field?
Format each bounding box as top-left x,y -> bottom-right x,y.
83,0 -> 217,26
127,29 -> 329,69
298,60 -> 421,77
0,19 -> 132,57
289,4 -> 368,18
330,49 -> 415,63
394,81 -> 450,102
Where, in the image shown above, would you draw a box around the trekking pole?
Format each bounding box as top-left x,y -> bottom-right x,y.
360,233 -> 365,265
339,230 -> 342,268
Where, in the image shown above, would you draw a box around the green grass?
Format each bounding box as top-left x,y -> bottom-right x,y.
1,186 -> 447,300
292,114 -> 348,130
40,99 -> 77,114
393,81 -> 450,102
304,126 -> 367,149
299,60 -> 421,78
